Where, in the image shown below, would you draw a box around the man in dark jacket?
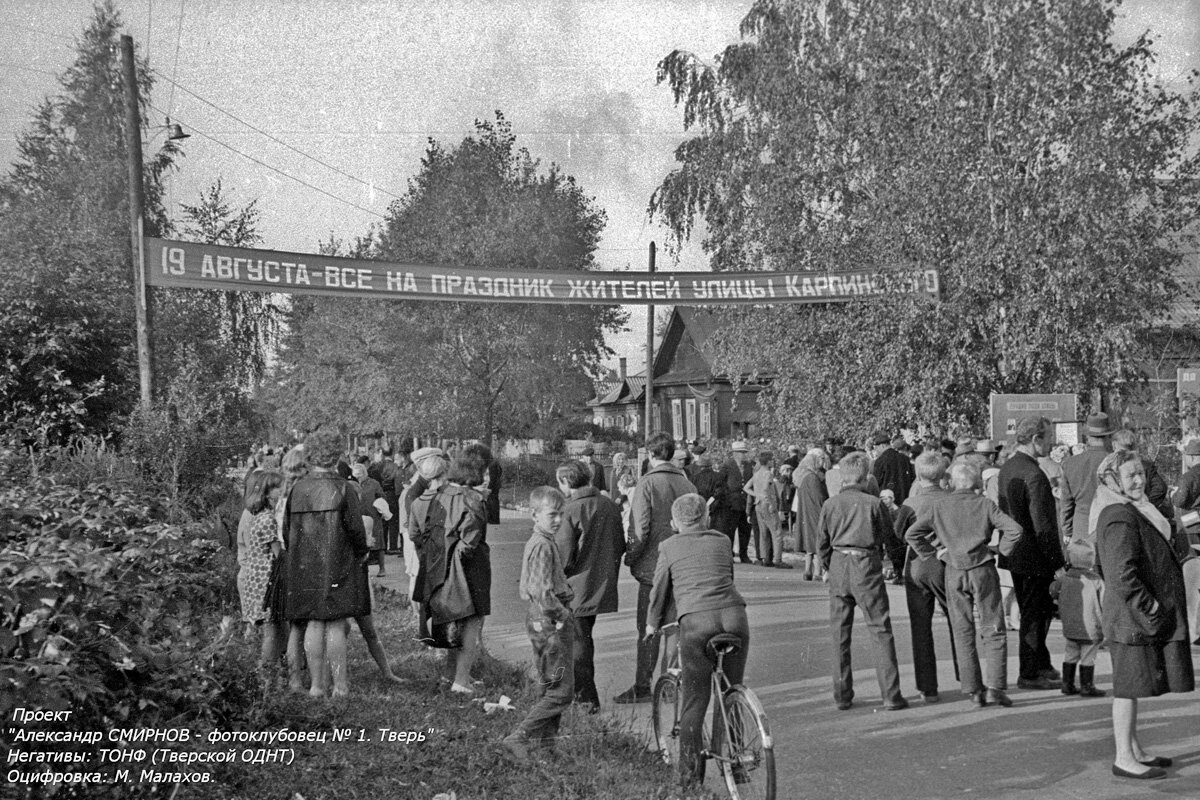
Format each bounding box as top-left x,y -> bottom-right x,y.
871,433 -> 915,504
615,431 -> 696,703
369,447 -> 401,553
555,460 -> 626,713
997,416 -> 1065,690
720,440 -> 755,562
1059,413 -> 1114,545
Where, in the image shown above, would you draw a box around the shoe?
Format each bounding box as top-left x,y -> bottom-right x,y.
1138,756 -> 1172,768
1016,676 -> 1061,691
803,573 -> 814,581
1078,666 -> 1105,697
376,571 -> 387,578
922,692 -> 941,704
970,691 -> 987,707
836,700 -> 853,711
882,698 -> 909,711
774,562 -> 794,569
613,687 -> 651,704
501,734 -> 533,764
984,688 -> 1012,707
761,560 -> 772,567
754,559 -> 765,566
1038,667 -> 1062,681
1111,764 -> 1166,780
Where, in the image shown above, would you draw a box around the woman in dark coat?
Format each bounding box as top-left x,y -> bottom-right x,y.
1094,450 -> 1195,780
793,448 -> 830,581
409,449 -> 491,694
281,430 -> 369,698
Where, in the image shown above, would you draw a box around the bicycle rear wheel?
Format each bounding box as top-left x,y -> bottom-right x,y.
719,686 -> 775,800
652,674 -> 681,770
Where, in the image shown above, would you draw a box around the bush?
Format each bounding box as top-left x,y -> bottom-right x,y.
543,419 -> 637,455
0,443 -> 257,767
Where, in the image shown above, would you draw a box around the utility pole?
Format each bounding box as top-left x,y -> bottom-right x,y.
644,241 -> 655,439
121,34 -> 153,409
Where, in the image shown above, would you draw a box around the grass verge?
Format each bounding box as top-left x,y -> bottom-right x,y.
204,589 -> 717,800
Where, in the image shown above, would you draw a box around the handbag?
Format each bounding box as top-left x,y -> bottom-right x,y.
428,543 -> 476,625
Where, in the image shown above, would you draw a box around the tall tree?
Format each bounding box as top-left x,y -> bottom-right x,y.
271,114 -> 625,444
0,3 -> 277,444
651,0 -> 1200,441
0,2 -> 174,442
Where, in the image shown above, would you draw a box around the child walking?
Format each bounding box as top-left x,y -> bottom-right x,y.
502,487 -> 575,762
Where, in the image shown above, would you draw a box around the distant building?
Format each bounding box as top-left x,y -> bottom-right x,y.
588,307 -> 764,440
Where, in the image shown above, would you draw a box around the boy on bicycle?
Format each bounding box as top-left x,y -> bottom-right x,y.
646,493 -> 749,787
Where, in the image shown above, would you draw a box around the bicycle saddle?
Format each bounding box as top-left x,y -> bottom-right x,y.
706,633 -> 743,657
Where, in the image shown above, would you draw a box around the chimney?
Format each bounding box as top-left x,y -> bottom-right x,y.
619,358 -> 627,381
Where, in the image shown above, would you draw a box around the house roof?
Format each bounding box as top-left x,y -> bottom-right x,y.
587,371 -> 646,406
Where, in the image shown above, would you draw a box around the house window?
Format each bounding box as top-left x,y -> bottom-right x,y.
671,399 -> 683,440
685,399 -> 697,441
700,401 -> 712,437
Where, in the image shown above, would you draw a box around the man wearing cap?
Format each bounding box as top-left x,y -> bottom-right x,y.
579,445 -> 607,495
616,431 -> 696,703
1060,413 -> 1114,548
871,433 -> 915,504
975,440 -> 1002,505
720,441 -> 755,563
997,416 -> 1065,690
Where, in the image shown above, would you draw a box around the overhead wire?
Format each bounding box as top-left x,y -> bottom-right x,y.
152,69 -> 407,201
149,102 -> 387,220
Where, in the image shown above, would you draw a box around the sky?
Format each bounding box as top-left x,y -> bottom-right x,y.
3,0 -> 1199,373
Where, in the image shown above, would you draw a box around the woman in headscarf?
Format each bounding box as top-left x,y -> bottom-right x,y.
408,448 -> 491,694
1093,450 -> 1195,780
281,430 -> 370,698
793,447 -> 831,581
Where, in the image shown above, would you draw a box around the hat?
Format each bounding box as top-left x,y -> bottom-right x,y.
1085,413 -> 1115,437
581,445 -> 595,456
871,431 -> 890,446
410,446 -> 444,463
788,444 -> 800,454
1184,440 -> 1200,456
730,440 -> 748,452
954,436 -> 975,457
671,448 -> 689,462
692,444 -> 707,456
975,439 -> 1000,454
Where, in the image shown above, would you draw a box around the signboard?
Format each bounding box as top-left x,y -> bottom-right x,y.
989,393 -> 1078,447
144,237 -> 941,306
1178,366 -> 1200,398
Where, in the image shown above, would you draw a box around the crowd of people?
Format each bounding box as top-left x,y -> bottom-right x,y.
234,416 -> 1199,782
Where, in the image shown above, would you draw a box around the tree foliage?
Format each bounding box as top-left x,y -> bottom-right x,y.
270,114 -> 625,443
0,3 -> 276,446
651,0 -> 1200,441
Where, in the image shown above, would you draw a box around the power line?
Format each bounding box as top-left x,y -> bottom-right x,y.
0,62 -> 59,78
152,69 -> 407,201
149,102 -> 387,220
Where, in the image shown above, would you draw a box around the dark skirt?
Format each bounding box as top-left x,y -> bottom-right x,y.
464,542 -> 492,618
1110,640 -> 1196,699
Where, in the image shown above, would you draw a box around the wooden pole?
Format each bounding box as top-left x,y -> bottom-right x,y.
644,241 -> 656,441
121,35 -> 153,409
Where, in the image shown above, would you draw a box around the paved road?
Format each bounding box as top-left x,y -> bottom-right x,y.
379,510 -> 1200,799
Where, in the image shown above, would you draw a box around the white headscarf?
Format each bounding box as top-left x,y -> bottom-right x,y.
1093,452 -> 1171,541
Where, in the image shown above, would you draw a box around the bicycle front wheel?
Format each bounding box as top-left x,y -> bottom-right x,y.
719,686 -> 775,800
652,674 -> 681,770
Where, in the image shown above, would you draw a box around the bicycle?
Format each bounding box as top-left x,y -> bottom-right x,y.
651,622 -> 776,800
